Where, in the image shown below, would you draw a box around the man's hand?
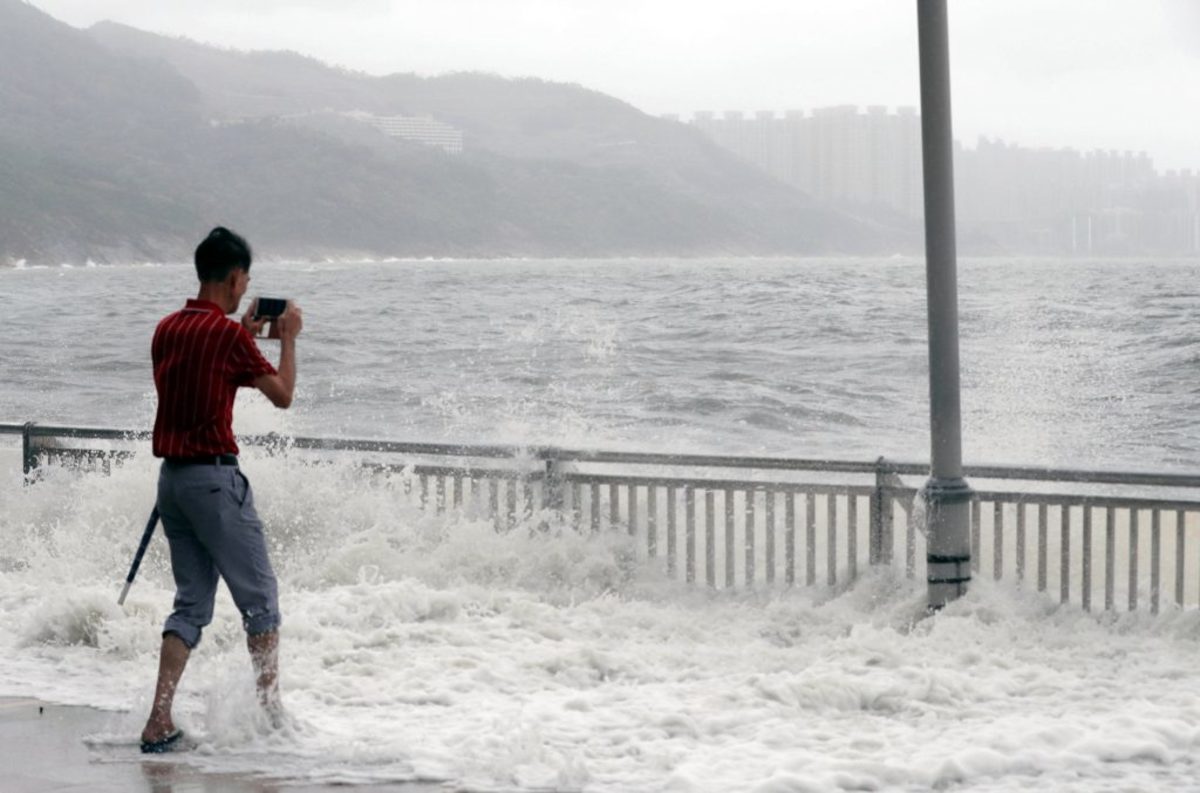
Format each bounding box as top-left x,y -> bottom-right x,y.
275,302 -> 303,341
253,301 -> 301,409
241,299 -> 269,338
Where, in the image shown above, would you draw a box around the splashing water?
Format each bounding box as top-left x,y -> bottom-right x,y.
2,448 -> 1200,791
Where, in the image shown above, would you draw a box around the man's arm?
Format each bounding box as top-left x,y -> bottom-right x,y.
254,338 -> 295,409
252,304 -> 303,409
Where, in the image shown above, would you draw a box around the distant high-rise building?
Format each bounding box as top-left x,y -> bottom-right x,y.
688,104 -> 1194,253
689,105 -> 922,218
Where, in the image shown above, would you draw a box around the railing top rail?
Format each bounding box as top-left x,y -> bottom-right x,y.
563,471 -> 878,494
971,488 -> 1200,512
2,423 -> 526,460
280,435 -> 522,460
959,464 -> 1200,489
541,451 -> 1200,489
545,447 -> 889,474
7,421 -> 1200,490
26,425 -> 152,442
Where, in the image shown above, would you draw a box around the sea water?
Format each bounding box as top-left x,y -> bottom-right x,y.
1,257 -> 1199,791
4,256 -> 1200,467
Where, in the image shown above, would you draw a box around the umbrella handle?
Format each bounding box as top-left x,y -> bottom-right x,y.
118,506 -> 160,606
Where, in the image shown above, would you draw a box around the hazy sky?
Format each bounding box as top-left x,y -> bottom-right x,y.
29,0 -> 1200,170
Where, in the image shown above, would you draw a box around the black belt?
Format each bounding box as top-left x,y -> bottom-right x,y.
164,454 -> 238,467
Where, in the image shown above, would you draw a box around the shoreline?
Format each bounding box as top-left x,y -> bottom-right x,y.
4,254 -> 1200,270
0,698 -> 446,793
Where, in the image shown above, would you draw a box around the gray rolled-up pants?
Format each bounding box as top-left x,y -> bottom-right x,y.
157,460 -> 281,648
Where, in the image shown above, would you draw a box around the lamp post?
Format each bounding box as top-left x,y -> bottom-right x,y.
917,0 -> 972,608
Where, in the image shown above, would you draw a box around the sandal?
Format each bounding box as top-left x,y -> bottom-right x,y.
140,729 -> 185,754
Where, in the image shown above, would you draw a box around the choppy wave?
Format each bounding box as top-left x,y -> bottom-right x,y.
2,257 -> 1199,469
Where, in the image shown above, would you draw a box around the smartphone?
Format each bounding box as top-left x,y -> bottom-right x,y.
253,297 -> 288,321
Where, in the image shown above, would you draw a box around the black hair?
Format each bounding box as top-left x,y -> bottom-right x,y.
194,226 -> 252,283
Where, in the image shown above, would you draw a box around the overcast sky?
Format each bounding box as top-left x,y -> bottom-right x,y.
29,0 -> 1200,171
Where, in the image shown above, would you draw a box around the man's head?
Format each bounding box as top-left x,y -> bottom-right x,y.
195,227 -> 252,313
195,227 -> 251,281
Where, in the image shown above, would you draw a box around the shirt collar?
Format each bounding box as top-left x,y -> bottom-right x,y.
184,298 -> 227,316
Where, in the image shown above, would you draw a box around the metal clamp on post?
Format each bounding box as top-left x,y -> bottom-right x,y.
926,554 -> 971,584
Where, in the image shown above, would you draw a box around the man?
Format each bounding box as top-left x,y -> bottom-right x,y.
140,226 -> 303,753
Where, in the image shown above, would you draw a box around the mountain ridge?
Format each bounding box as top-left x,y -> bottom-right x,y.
0,1 -> 906,263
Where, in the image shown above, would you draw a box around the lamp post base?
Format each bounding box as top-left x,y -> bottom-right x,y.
922,476 -> 973,610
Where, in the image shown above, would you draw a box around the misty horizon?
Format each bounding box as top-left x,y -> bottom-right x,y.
26,0 -> 1200,172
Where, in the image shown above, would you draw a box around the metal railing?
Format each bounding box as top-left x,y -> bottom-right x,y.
4,421 -> 1200,613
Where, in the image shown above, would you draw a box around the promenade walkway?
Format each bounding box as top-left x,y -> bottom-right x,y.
0,699 -> 442,793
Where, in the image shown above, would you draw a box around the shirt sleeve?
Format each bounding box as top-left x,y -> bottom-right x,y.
228,325 -> 278,387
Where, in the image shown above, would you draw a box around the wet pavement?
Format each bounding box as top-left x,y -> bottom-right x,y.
0,699 -> 446,793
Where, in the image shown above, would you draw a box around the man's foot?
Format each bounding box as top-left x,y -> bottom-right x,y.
140,729 -> 185,754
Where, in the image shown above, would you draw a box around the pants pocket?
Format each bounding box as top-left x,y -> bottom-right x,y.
231,469 -> 250,507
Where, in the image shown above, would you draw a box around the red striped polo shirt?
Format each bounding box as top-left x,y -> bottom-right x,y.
152,299 -> 277,458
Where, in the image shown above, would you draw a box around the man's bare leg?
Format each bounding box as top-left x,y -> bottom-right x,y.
142,633 -> 190,742
248,629 -> 281,721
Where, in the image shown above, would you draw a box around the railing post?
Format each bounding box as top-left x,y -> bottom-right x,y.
543,452 -> 565,513
870,458 -> 884,565
870,457 -> 896,566
22,422 -> 38,481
